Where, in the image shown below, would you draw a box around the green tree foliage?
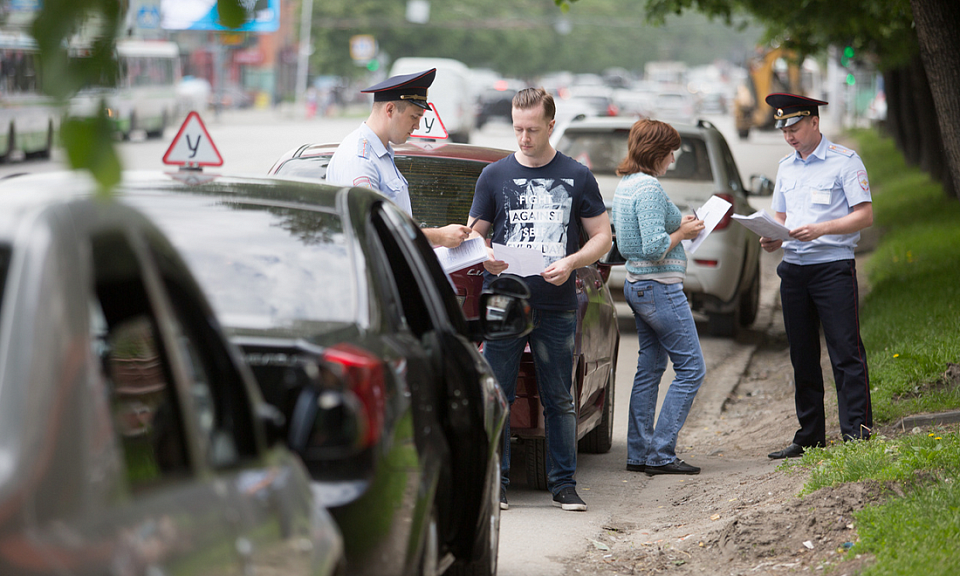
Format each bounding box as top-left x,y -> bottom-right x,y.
310,0 -> 763,80
28,0 -> 249,192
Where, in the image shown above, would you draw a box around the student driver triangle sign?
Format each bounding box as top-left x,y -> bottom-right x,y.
163,111 -> 223,167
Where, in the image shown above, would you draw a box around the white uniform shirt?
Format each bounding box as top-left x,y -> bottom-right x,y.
771,136 -> 872,265
325,122 -> 412,215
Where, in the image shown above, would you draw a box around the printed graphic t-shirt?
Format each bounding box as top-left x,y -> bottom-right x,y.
470,151 -> 606,310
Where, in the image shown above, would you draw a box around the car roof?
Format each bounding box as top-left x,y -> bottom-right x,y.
553,115 -> 713,134
0,169 -> 349,246
288,142 -> 512,164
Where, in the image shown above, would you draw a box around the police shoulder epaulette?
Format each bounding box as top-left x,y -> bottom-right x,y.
828,144 -> 855,157
356,137 -> 372,159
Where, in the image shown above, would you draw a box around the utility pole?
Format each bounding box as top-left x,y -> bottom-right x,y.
295,0 -> 314,114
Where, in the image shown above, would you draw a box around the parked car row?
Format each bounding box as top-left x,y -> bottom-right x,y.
0,155 -> 536,574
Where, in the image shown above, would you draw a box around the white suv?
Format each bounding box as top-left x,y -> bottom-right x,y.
552,116 -> 774,336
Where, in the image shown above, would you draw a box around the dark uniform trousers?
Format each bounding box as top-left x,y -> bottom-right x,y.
777,259 -> 872,446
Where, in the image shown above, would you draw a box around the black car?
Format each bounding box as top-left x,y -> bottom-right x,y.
9,170 -> 527,576
0,185 -> 344,575
269,142 -> 620,491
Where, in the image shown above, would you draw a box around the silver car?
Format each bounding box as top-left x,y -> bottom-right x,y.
552,117 -> 774,336
0,179 -> 344,576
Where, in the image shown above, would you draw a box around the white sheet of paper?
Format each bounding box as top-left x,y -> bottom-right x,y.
731,209 -> 792,241
681,195 -> 733,254
433,237 -> 488,273
492,243 -> 546,277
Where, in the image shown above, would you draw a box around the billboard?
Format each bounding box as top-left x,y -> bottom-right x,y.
161,0 -> 279,32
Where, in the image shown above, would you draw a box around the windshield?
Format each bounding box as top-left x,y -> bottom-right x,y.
128,193 -> 355,329
557,130 -> 713,181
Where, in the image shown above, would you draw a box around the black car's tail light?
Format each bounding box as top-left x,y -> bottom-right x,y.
322,343 -> 386,448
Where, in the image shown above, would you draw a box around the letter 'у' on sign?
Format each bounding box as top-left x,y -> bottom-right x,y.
410,103 -> 449,139
163,111 -> 224,167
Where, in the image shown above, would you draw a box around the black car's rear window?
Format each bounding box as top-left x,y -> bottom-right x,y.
128,194 -> 355,328
273,156 -> 329,180
275,154 -> 485,229
397,156 -> 486,228
557,130 -> 713,182
0,245 -> 9,316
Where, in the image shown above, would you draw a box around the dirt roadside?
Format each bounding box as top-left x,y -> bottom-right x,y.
564,250 -> 890,576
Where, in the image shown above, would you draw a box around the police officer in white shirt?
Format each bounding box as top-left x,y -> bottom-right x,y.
326,68 -> 472,248
760,93 -> 874,459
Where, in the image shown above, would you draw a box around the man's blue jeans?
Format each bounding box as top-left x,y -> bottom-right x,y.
624,280 -> 705,467
483,309 -> 578,496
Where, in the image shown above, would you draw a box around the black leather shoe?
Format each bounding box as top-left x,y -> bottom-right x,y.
645,459 -> 700,475
626,463 -> 645,472
768,443 -> 804,459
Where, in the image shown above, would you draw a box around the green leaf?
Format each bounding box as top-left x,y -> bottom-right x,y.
60,113 -> 122,195
218,0 -> 247,29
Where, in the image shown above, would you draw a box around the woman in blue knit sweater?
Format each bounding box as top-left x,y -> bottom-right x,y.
612,118 -> 706,476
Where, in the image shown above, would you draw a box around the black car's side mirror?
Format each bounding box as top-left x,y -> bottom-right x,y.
749,174 -> 774,197
472,274 -> 533,341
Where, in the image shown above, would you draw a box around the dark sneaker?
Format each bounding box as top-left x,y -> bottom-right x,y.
500,489 -> 509,511
645,459 -> 701,476
626,463 -> 645,472
552,487 -> 587,511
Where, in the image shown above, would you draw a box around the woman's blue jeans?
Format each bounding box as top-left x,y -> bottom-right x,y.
483,309 -> 578,496
624,280 -> 705,467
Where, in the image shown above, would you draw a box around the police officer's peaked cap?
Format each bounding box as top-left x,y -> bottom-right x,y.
765,93 -> 829,129
361,68 -> 436,110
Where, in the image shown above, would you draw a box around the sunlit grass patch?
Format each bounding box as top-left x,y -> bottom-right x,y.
851,129 -> 960,423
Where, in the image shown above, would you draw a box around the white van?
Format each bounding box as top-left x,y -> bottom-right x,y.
389,57 -> 476,143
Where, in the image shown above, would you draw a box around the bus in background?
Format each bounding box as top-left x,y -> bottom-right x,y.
0,30 -> 58,162
70,40 -> 181,140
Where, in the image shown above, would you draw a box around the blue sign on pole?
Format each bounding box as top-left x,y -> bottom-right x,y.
161,0 -> 280,32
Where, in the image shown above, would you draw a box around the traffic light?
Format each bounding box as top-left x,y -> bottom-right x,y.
366,59 -> 380,72
846,73 -> 856,86
840,45 -> 855,67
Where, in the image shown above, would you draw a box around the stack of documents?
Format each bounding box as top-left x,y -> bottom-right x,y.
433,237 -> 489,273
731,210 -> 791,241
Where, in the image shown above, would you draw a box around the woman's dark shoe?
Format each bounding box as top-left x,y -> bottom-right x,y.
644,459 -> 700,475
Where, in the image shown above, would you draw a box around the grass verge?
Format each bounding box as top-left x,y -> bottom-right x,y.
782,130 -> 960,574
854,129 -> 960,423
782,429 -> 960,575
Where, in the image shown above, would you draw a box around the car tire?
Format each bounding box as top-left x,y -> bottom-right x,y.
738,264 -> 761,327
525,437 -> 549,491
447,451 -> 501,576
579,349 -> 616,454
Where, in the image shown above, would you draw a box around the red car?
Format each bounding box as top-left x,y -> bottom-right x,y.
269,142 -> 620,489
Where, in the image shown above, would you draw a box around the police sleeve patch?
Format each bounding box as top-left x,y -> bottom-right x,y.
858,170 -> 870,192
352,176 -> 374,188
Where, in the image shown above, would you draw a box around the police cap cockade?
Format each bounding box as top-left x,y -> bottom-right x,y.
765,93 -> 829,129
361,68 -> 436,110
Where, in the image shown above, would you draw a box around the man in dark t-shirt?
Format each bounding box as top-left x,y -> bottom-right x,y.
468,87 -> 611,512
